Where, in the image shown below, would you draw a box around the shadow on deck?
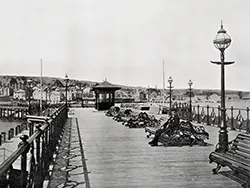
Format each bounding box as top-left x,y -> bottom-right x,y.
61,108 -> 245,188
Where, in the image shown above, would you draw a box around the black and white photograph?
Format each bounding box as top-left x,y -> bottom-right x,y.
0,0 -> 249,187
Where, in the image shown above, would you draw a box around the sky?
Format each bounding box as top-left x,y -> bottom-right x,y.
0,0 -> 250,91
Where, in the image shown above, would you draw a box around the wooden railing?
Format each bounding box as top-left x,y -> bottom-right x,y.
0,104 -> 67,188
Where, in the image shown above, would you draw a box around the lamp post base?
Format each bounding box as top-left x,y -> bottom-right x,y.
218,129 -> 228,152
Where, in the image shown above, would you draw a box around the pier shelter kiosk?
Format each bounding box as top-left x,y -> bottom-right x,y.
92,80 -> 121,111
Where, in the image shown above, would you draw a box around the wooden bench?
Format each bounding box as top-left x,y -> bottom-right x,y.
209,133 -> 250,187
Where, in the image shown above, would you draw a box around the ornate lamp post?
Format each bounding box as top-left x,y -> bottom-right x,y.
168,76 -> 173,116
48,83 -> 51,105
211,22 -> 235,151
45,86 -> 48,106
65,74 -> 69,117
81,83 -> 84,108
188,79 -> 193,121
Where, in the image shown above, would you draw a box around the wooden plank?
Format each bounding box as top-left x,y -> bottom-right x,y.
211,152 -> 250,172
76,108 -> 243,188
234,143 -> 250,155
238,134 -> 250,142
227,152 -> 250,166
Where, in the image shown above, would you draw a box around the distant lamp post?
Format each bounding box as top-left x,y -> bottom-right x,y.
45,86 -> 48,106
65,74 -> 69,117
188,79 -> 193,121
211,21 -> 235,152
81,84 -> 84,108
27,79 -> 32,115
168,76 -> 173,116
48,83 -> 51,105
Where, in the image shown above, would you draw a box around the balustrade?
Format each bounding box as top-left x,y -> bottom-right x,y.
0,104 -> 67,188
177,103 -> 250,133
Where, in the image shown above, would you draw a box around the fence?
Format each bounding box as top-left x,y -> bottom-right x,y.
0,104 -> 67,188
174,103 -> 250,133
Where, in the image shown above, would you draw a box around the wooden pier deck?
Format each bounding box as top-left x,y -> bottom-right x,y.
74,108 -> 243,188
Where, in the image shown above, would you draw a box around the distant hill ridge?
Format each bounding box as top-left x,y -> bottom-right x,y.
0,75 -> 248,96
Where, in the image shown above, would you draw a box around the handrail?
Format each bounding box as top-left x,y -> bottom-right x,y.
0,141 -> 30,175
0,104 -> 66,176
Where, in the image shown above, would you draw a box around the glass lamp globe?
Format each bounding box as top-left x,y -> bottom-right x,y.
213,23 -> 231,51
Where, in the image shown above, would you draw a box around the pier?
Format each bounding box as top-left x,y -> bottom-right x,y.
0,106 -> 28,120
0,105 -> 247,187
70,108 -> 242,188
0,1 -> 249,187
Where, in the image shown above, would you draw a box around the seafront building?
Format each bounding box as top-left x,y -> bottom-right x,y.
0,87 -> 11,96
32,86 -> 47,101
0,76 -> 248,106
13,89 -> 26,100
50,89 -> 62,104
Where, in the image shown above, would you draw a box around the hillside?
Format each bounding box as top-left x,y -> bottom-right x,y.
0,75 -> 98,87
0,75 -> 247,97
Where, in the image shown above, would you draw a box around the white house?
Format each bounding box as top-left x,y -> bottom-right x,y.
13,89 -> 26,100
50,90 -> 62,104
0,87 -> 11,96
69,86 -> 78,100
174,92 -> 185,100
32,86 -> 47,101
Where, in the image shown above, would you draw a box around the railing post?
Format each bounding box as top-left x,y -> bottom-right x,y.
8,129 -> 11,140
18,135 -> 30,188
15,125 -> 20,136
247,107 -> 249,134
11,128 -> 14,139
2,132 -> 6,143
207,105 -> 210,125
43,125 -> 49,179
230,106 -> 235,130
34,123 -> 42,188
15,126 -> 18,136
41,132 -> 45,178
197,105 -> 200,123
18,125 -> 21,134
191,106 -> 195,121
29,120 -> 34,137
48,120 -> 53,162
